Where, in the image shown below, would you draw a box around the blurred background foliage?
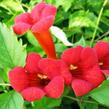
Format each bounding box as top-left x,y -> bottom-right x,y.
0,0 -> 109,56
0,0 -> 109,109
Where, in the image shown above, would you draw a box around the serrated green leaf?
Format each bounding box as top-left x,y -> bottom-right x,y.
0,91 -> 24,109
90,80 -> 109,107
69,10 -> 97,28
0,23 -> 26,68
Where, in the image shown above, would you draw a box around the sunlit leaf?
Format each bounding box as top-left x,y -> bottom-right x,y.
0,91 -> 24,109
50,26 -> 73,46
0,23 -> 26,68
90,80 -> 109,106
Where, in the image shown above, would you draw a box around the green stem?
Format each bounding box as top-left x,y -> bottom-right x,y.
95,30 -> 109,41
0,83 -> 11,86
31,102 -> 35,107
90,0 -> 108,47
64,96 -> 97,104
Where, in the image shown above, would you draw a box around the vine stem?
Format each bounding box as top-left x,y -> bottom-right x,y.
90,0 -> 108,47
64,96 -> 98,104
0,83 -> 11,86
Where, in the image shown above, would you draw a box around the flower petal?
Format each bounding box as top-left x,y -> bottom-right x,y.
84,66 -> 105,88
31,16 -> 55,33
38,58 -> 61,78
25,52 -> 41,73
80,47 -> 98,68
102,70 -> 109,75
9,67 -> 29,92
21,87 -> 45,102
13,23 -> 31,35
31,2 -> 46,22
61,46 -> 83,65
44,76 -> 64,98
15,12 -> 32,24
94,41 -> 109,60
41,4 -> 57,18
60,60 -> 72,85
39,59 -> 72,84
71,79 -> 93,96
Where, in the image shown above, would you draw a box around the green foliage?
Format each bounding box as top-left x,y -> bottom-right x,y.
0,91 -> 24,109
0,23 -> 26,69
69,10 -> 97,29
0,0 -> 24,13
0,0 -> 109,109
33,97 -> 62,109
90,80 -> 109,107
73,36 -> 86,47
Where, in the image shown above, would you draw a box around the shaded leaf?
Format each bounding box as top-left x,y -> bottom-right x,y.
73,37 -> 86,47
33,96 -> 62,109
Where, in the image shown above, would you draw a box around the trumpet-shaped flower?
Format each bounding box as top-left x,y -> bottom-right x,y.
94,41 -> 109,75
61,46 -> 105,96
9,53 -> 64,102
13,2 -> 57,59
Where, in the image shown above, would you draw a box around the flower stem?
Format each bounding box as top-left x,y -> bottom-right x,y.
31,102 -> 35,107
90,0 -> 108,47
0,83 -> 11,86
64,96 -> 97,104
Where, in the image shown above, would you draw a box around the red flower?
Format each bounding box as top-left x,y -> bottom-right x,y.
61,46 -> 105,96
13,2 -> 57,59
94,41 -> 109,75
9,53 -> 64,102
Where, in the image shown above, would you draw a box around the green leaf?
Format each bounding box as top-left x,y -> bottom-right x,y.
54,0 -> 73,11
50,26 -> 73,46
61,0 -> 73,12
79,102 -> 98,109
0,91 -> 24,109
0,23 -> 26,68
0,67 -> 8,82
73,37 -> 86,47
0,0 -> 24,13
55,43 -> 67,53
33,96 -> 62,109
26,31 -> 45,55
103,9 -> 109,17
90,79 -> 109,107
69,10 -> 97,28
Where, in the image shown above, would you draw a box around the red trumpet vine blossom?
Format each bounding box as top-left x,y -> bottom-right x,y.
94,41 -> 109,75
13,2 -> 57,59
61,46 -> 105,96
9,53 -> 64,102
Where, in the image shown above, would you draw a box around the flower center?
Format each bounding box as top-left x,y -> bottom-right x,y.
37,73 -> 48,79
99,62 -> 103,66
37,73 -> 50,86
70,64 -> 78,70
